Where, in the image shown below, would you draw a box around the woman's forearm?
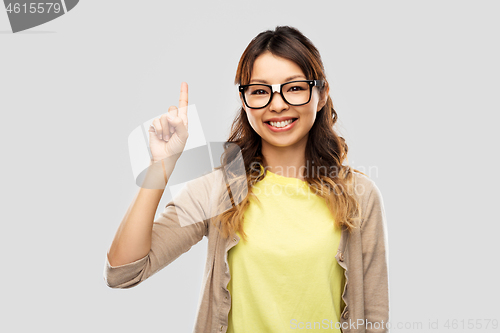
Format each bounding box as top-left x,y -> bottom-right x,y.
107,158 -> 177,267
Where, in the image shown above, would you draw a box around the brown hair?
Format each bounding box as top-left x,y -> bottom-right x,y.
210,26 -> 365,242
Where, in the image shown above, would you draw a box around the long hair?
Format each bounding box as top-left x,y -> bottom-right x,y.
209,26 -> 365,242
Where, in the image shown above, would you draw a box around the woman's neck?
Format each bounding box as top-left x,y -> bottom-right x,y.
261,144 -> 307,181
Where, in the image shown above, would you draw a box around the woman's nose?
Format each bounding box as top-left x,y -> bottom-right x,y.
269,92 -> 288,112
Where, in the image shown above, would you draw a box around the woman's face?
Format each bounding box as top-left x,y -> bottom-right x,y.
242,51 -> 327,153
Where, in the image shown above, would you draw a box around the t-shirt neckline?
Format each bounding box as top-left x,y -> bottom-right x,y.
262,168 -> 309,187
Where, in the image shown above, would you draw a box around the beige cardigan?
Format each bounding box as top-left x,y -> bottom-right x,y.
103,169 -> 390,333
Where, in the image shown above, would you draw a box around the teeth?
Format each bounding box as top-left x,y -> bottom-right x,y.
269,119 -> 294,128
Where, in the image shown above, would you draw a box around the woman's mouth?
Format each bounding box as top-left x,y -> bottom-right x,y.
264,118 -> 298,132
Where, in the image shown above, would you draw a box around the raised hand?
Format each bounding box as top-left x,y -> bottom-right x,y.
148,82 -> 189,163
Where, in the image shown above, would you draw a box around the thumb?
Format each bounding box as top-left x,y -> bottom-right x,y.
167,115 -> 188,142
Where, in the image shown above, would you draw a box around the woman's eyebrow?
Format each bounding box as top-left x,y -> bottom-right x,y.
249,75 -> 306,84
284,74 -> 306,82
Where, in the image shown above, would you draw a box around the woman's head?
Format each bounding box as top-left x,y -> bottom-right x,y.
213,26 -> 362,241
231,26 -> 343,168
238,51 -> 328,153
236,27 -> 332,155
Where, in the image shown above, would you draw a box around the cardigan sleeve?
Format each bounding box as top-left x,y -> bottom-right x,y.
360,180 -> 390,333
103,170 -> 220,289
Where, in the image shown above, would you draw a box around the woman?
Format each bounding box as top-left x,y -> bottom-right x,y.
104,26 -> 389,333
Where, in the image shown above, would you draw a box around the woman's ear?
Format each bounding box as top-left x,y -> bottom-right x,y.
317,82 -> 330,111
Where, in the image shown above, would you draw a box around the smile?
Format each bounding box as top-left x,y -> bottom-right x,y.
264,118 -> 298,132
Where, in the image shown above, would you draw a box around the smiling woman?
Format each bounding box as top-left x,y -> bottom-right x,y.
104,25 -> 389,333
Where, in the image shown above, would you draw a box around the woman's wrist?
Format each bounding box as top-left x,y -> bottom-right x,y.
141,158 -> 176,189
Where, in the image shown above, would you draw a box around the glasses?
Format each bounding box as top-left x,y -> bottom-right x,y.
238,80 -> 324,109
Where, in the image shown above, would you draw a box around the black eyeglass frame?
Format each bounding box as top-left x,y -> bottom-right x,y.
238,79 -> 324,109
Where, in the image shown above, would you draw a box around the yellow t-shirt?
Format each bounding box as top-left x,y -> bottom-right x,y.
227,169 -> 345,332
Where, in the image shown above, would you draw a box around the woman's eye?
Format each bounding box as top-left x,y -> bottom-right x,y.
288,86 -> 304,92
251,89 -> 268,95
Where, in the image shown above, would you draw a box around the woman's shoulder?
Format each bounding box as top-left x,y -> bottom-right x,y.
350,169 -> 383,205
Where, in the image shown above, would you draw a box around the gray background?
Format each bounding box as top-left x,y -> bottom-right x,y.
1,1 -> 499,332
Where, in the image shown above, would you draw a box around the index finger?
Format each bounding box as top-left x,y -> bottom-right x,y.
178,82 -> 188,118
